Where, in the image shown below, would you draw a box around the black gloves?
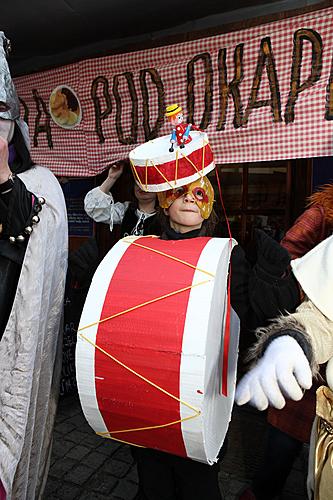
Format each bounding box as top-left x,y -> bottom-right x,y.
249,230 -> 300,326
254,229 -> 291,280
69,237 -> 100,288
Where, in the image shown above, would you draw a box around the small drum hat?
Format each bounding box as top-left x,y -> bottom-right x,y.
129,131 -> 215,192
76,236 -> 239,464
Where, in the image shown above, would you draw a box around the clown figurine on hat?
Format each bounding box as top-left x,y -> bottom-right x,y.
165,104 -> 201,152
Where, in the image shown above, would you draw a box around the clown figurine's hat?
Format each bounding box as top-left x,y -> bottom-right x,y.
129,106 -> 215,193
165,103 -> 182,118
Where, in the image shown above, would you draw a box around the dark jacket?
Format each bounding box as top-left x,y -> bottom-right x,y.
120,202 -> 161,237
161,226 -> 299,330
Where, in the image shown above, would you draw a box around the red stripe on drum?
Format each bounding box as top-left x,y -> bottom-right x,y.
94,237 -> 210,457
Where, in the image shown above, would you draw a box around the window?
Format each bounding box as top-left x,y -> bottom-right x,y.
208,159 -> 311,245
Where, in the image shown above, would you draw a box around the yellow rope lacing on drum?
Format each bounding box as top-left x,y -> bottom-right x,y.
149,159 -> 174,189
181,150 -> 204,178
79,327 -> 205,446
202,138 -> 206,173
130,159 -> 146,191
122,237 -> 215,278
79,279 -> 211,332
78,236 -> 215,447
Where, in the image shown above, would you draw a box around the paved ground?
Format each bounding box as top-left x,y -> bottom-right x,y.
44,393 -> 308,500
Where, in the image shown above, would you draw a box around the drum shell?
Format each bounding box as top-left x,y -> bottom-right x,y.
76,236 -> 239,463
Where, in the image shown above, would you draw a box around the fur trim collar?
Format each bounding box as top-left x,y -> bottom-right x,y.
246,313 -> 319,377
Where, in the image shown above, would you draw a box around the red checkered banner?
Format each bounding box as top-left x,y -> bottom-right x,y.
14,7 -> 333,177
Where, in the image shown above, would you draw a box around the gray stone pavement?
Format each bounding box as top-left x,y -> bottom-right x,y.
44,394 -> 308,500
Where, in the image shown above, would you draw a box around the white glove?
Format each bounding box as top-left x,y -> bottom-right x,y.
235,336 -> 313,410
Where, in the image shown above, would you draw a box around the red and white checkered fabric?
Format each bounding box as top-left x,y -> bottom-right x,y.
14,7 -> 333,177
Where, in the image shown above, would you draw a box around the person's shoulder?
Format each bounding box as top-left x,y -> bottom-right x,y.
19,165 -> 66,206
231,243 -> 245,260
294,204 -> 325,225
18,165 -> 53,186
23,165 -> 57,183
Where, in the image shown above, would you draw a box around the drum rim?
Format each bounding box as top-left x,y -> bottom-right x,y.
134,161 -> 215,193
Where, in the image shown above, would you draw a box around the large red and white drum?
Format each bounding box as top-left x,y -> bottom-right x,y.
76,236 -> 240,464
129,131 -> 215,192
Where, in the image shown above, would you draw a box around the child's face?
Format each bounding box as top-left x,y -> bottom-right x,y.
158,177 -> 214,219
166,190 -> 204,232
134,184 -> 156,204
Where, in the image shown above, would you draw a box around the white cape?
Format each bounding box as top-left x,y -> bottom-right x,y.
0,166 -> 68,499
291,234 -> 333,321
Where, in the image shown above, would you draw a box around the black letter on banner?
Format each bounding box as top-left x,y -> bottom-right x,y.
32,89 -> 53,148
19,97 -> 29,126
113,72 -> 138,145
217,44 -> 244,130
285,29 -> 322,124
139,68 -> 165,141
325,54 -> 333,119
91,76 -> 112,144
243,37 -> 282,126
187,53 -> 213,129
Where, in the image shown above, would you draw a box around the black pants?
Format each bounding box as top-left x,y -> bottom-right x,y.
132,440 -> 227,500
252,425 -> 303,500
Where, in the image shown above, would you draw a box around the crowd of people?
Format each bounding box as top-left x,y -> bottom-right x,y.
0,29 -> 332,500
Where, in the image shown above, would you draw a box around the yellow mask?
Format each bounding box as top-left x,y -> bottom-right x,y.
158,176 -> 214,219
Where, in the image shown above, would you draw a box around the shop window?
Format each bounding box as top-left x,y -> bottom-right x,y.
208,160 -> 311,245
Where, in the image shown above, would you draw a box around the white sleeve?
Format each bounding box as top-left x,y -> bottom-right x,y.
84,187 -> 130,231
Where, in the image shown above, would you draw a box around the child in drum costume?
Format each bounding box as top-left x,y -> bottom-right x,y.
124,106 -> 300,500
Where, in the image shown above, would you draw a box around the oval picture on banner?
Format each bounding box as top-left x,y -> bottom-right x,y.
49,85 -> 81,129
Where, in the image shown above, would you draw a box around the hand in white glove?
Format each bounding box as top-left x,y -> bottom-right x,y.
235,336 -> 313,410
